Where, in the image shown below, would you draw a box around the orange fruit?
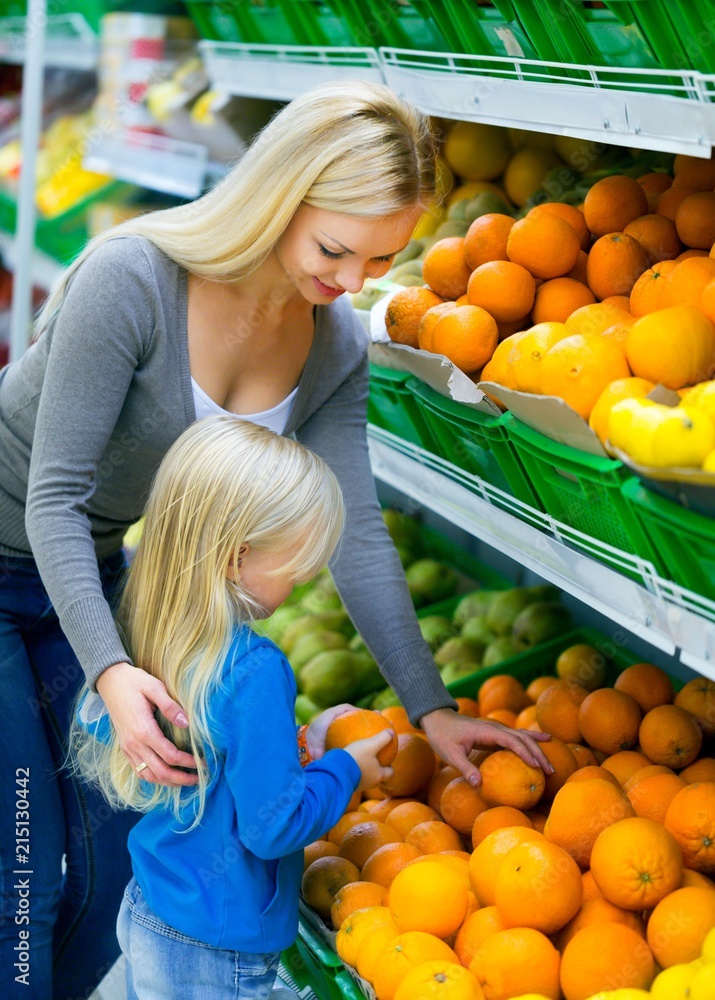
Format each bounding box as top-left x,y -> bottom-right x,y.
568,743 -> 600,769
540,332 -> 631,420
478,675 -> 529,716
673,153 -> 715,188
431,306 -> 499,375
578,688 -> 642,756
626,770 -> 686,824
526,675 -> 559,702
529,201 -> 591,252
393,960 -> 485,1000
455,697 -> 480,718
373,931 -> 459,1000
681,867 -> 715,890
675,677 -> 715,739
471,806 -> 533,849
586,232 -> 650,300
638,171 -> 673,211
656,183 -> 700,221
380,706 -> 419,737
591,816 -> 683,909
478,750 -> 546,810
584,174 -> 649,237
622,764 -> 675,791
539,738 -> 578,800
386,802 -> 441,839
386,286 -> 446,348
647,886 -> 715,967
515,704 -> 538,729
565,765 -> 621,788
380,733 -> 437,798
340,821 -> 403,870
495,838 -> 583,934
361,842 -> 424,889
639,704 -> 703,768
483,709 -> 516,727
302,855 -> 362,922
440,778 -> 488,836
326,708 -> 398,766
468,825 -> 544,906
508,321 -> 574,395
600,749 -> 651,786
701,277 -> 715,323
613,661 -> 675,712
531,277 -> 596,325
496,314 -> 531,339
681,757 -> 715,783
599,320 -> 633,346
589,376 -> 656,444
663,256 -> 715,307
560,923 -> 655,1000
331,881 -> 388,929
627,304 -> 715,388
556,893 -> 646,952
629,259 -> 679,315
356,922 -> 401,982
536,678 -> 588,744
427,766 -> 462,816
466,260 -> 535,323
464,213 -> 515,271
507,213 -> 581,279
581,869 -> 600,902
406,820 -> 466,855
676,191 -> 715,249
454,908 -> 504,969
623,213 -> 682,264
364,797 -> 413,822
567,249 -> 590,284
544,778 -> 635,870
469,927 -> 561,1000
423,237 -> 473,300
602,294 -> 633,311
419,301 -> 460,352
329,811 -> 373,846
556,642 -> 609,692
304,839 -> 340,871
335,904 -> 396,966
527,809 -> 547,833
664,782 -> 715,872
680,247 -> 710,259
389,860 -> 469,939
566,300 -> 633,337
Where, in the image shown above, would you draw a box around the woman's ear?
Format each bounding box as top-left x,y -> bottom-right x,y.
227,544 -> 249,580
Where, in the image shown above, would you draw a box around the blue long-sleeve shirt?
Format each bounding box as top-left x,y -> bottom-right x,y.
127,628 -> 361,953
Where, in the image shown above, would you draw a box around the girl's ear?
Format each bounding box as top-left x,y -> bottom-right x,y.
227,544 -> 249,579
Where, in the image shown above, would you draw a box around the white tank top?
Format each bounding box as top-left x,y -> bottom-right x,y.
191,378 -> 298,435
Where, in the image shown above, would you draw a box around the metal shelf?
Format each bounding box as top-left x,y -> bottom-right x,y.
199,41 -> 384,101
379,48 -> 715,157
83,131 -> 209,200
0,14 -> 97,71
0,230 -> 63,289
368,426 -> 715,682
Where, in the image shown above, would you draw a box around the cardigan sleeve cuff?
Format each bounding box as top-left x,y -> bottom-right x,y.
59,595 -> 133,691
379,639 -> 458,728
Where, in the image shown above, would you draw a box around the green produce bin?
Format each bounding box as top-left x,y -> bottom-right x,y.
187,0 -> 311,46
621,478 -> 715,603
408,378 -> 543,512
430,0 -> 551,61
505,418 -> 666,575
282,919 -> 364,1000
445,625 -> 650,698
359,0 -> 453,51
185,1 -> 244,42
664,0 -> 715,73
367,363 -> 439,452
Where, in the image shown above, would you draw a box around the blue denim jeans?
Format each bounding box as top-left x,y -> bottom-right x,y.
118,878 -> 281,999
0,550 -> 138,1000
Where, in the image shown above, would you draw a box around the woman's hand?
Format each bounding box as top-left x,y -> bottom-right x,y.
305,703 -> 356,761
419,707 -> 554,787
96,661 -> 199,786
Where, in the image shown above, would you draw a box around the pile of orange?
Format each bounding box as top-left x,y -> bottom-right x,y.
301,656 -> 715,1000
386,155 -> 715,426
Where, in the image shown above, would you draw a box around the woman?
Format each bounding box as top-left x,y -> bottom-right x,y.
0,80 -> 551,999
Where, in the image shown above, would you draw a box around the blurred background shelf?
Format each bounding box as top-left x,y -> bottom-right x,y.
0,13 -> 98,70
83,130 -> 209,199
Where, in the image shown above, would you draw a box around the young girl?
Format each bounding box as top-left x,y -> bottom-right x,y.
72,415 -> 394,999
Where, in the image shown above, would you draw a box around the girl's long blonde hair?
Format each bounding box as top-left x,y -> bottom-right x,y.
37,80 -> 437,333
72,416 -> 344,824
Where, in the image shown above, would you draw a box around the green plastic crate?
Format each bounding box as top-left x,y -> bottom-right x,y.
621,478 -> 715,602
505,418 -> 666,574
445,625 -> 647,699
367,363 -> 439,452
360,0 -> 453,51
408,378 -> 543,512
282,919 -> 364,1000
187,0 -> 313,46
185,2 -> 245,42
664,0 -> 715,73
430,0 -> 548,61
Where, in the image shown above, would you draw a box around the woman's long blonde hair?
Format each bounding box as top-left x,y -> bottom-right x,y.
72,416 -> 344,825
37,80 -> 437,332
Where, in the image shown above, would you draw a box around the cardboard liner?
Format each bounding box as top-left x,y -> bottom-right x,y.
612,448 -> 715,517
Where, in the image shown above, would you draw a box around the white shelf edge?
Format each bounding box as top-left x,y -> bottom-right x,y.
368,427 -> 715,682
83,132 -> 209,200
0,13 -> 97,71
0,231 -> 64,289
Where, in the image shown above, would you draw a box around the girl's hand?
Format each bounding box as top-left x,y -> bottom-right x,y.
344,729 -> 395,791
305,703 -> 356,761
419,708 -> 554,788
96,661 -> 199,786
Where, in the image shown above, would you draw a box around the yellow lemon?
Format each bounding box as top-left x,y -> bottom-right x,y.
412,203 -> 445,239
701,926 -> 715,962
651,962 -> 699,999
691,962 -> 715,1000
704,449 -> 715,473
681,380 -> 715,420
609,398 -> 715,467
447,179 -> 511,206
589,377 -> 656,445
507,322 -> 571,395
443,121 -> 511,181
504,146 -> 562,206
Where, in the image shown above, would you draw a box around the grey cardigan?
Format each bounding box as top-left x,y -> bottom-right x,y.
0,236 -> 456,724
